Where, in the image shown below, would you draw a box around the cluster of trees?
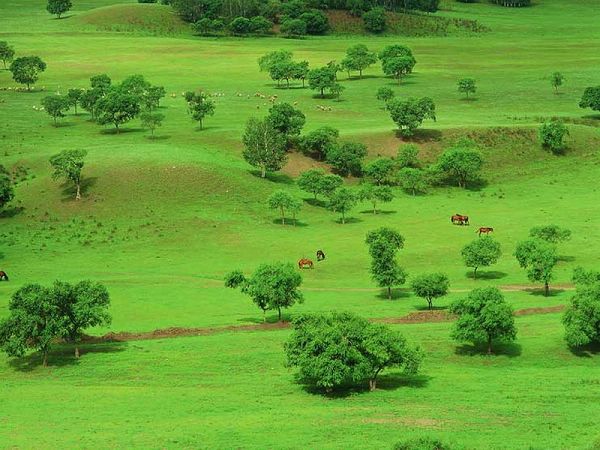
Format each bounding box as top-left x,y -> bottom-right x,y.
0,281 -> 111,366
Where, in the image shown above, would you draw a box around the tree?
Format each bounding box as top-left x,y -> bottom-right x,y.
378,44 -> 414,62
297,168 -> 325,199
140,111 -> 165,138
461,236 -> 502,278
376,86 -> 394,104
52,280 -> 111,358
330,83 -> 345,102
90,73 -> 112,93
80,88 -> 103,119
269,60 -> 298,88
229,17 -> 252,34
411,273 -> 449,310
66,88 -> 84,115
224,262 -> 303,321
258,50 -> 293,72
450,287 -> 516,355
298,126 -> 339,160
319,174 -> 344,198
95,90 -> 141,133
358,183 -> 394,214
396,144 -> 420,168
46,0 -> 72,18
268,190 -> 301,225
49,149 -> 87,200
41,96 -> 70,126
326,142 -> 367,177
340,44 -> 377,79
563,268 -> 600,348
0,166 -> 15,210
579,86 -> 600,113
363,157 -> 395,185
193,17 -> 225,35
434,146 -> 484,188
291,61 -> 309,87
514,239 -> 558,296
397,167 -> 427,195
529,225 -> 571,244
382,56 -> 416,84
143,85 -> 166,111
308,66 -> 336,98
242,117 -> 287,178
363,7 -> 386,33
299,10 -> 329,35
551,72 -> 564,93
0,284 -> 62,367
267,102 -> 305,138
366,227 -> 406,299
386,97 -> 435,137
9,56 -> 46,90
285,312 -> 422,391
539,120 -> 569,154
0,41 -> 15,70
328,187 -> 357,224
185,91 -> 215,130
280,18 -> 307,37
250,16 -> 273,34
457,77 -> 477,98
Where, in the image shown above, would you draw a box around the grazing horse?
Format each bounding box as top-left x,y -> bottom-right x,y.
316,250 -> 326,261
0,271 -> 8,281
298,258 -> 314,269
451,214 -> 469,226
477,227 -> 494,236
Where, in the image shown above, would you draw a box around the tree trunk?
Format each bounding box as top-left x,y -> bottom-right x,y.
42,350 -> 48,367
373,202 -> 377,214
74,104 -> 78,115
280,206 -> 285,225
341,212 -> 345,224
75,346 -> 80,358
544,282 -> 549,297
263,309 -> 266,322
359,69 -> 362,79
473,267 -> 478,278
369,378 -> 376,391
53,116 -> 57,126
387,286 -> 392,299
286,78 -> 290,89
321,88 -> 325,98
487,335 -> 493,355
261,165 -> 266,178
115,123 -> 120,134
75,182 -> 81,200
427,299 -> 432,310
278,307 -> 282,321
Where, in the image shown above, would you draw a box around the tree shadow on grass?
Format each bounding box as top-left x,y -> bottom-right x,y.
466,271 -> 508,280
527,288 -> 565,297
304,198 -> 327,208
334,217 -> 362,225
376,288 -> 411,301
344,75 -> 380,81
300,373 -> 430,398
411,304 -> 449,312
454,341 -> 522,358
397,129 -> 443,143
465,177 -> 489,192
249,170 -> 295,185
459,97 -> 478,102
558,255 -> 575,262
8,342 -> 127,372
53,121 -> 77,128
581,114 -> 600,121
100,127 -> 145,135
59,177 -> 98,202
568,342 -> 600,358
359,210 -> 397,215
270,219 -> 309,227
146,135 -> 171,141
0,206 -> 24,219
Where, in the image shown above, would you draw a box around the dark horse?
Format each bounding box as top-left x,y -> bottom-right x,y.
316,250 -> 326,261
477,227 -> 494,236
298,258 -> 314,269
0,271 -> 8,281
451,214 -> 469,226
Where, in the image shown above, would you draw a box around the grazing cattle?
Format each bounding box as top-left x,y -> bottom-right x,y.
477,227 -> 494,236
451,214 -> 470,226
0,271 -> 8,281
298,258 -> 314,269
316,250 -> 326,261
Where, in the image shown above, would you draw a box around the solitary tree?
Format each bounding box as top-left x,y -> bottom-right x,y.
411,273 -> 450,310
457,77 -> 477,99
328,187 -> 357,224
41,95 -> 70,126
434,146 -> 484,188
258,50 -> 293,72
340,44 -> 377,79
551,72 -> 564,94
450,287 -> 516,355
308,66 -> 336,98
366,227 -> 406,299
386,97 -> 435,137
326,142 -> 367,177
0,166 -> 15,210
49,149 -> 87,200
358,183 -> 394,214
397,167 -> 427,195
140,111 -> 165,138
285,312 -> 422,391
66,88 -> 84,115
9,56 -> 46,90
514,239 -> 558,296
529,225 -> 571,244
539,121 -> 569,154
95,90 -> 141,132
185,91 -> 215,130
563,268 -> 600,348
378,44 -> 414,63
461,236 -> 502,278
268,190 -> 301,225
579,86 -> 600,113
242,117 -> 287,178
225,262 -> 303,321
376,86 -> 395,105
0,41 -> 15,70
47,0 -> 72,18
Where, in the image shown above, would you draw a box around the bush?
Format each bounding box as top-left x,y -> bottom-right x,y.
280,0 -> 307,18
138,0 -> 158,3
280,18 -> 307,37
539,120 -> 569,154
250,16 -> 273,34
299,9 -> 329,34
326,142 -> 367,177
192,18 -> 225,35
229,16 -> 252,34
394,437 -> 452,450
363,7 -> 386,33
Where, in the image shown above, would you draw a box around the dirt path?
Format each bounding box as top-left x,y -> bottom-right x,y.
83,305 -> 566,344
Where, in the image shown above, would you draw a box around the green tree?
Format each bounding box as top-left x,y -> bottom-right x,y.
140,111 -> 165,138
299,10 -> 329,35
250,16 -> 273,34
319,173 -> 344,198
143,85 -> 166,111
539,120 -> 569,154
269,60 -> 298,88
579,86 -> 600,113
280,18 -> 307,37
358,183 -> 394,214
49,149 -> 87,200
363,157 -> 395,185
80,88 -> 103,120
514,239 -> 558,296
9,56 -> 46,90
308,66 -> 336,98
458,77 -> 477,98
450,287 -> 516,355
193,17 -> 225,35
382,56 -> 416,84
0,41 -> 15,70
396,144 -> 420,168
268,190 -> 301,225
434,146 -> 484,188
52,280 -> 111,358
66,88 -> 84,115
46,0 -> 72,18
551,72 -> 564,93
411,273 -> 449,310
376,86 -> 394,104
386,97 -> 435,137
341,44 -> 377,79
96,89 -> 141,132
225,262 -> 303,321
362,7 -> 386,33
326,142 -> 367,177
328,187 -> 357,224
285,312 -> 422,391
185,91 -> 215,130
297,168 -> 324,199
0,166 -> 15,210
41,95 -> 70,126
378,44 -> 414,61
366,227 -> 406,299
529,225 -> 571,244
563,268 -> 600,348
90,73 -> 112,93
267,102 -> 305,138
330,83 -> 345,102
397,167 -> 427,195
461,236 -> 502,278
229,17 -> 252,34
242,117 -> 287,178
258,50 -> 293,72
298,126 -> 338,160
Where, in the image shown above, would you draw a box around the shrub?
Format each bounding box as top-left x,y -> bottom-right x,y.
250,15 -> 273,34
363,7 -> 386,33
229,17 -> 252,34
539,120 -> 569,154
281,18 -> 307,37
299,9 -> 329,34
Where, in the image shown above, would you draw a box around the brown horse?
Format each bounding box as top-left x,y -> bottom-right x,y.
451,214 -> 469,226
477,227 -> 494,236
0,271 -> 8,281
298,258 -> 314,269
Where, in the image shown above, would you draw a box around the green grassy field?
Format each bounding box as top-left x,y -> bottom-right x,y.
1,0 -> 600,447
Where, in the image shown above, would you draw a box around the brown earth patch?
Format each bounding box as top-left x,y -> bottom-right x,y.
514,305 -> 565,316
